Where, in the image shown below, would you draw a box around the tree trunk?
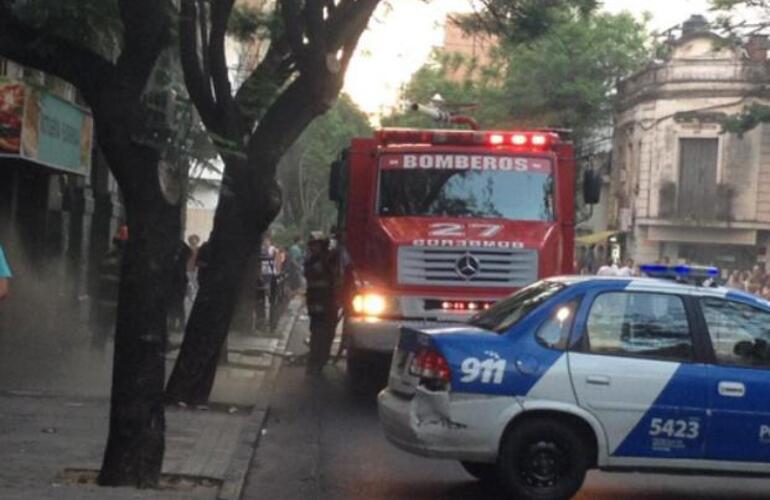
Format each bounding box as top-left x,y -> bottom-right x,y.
165,155 -> 270,404
167,74 -> 341,404
98,150 -> 181,487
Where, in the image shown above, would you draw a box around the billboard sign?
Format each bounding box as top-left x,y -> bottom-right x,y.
0,79 -> 24,154
0,78 -> 93,176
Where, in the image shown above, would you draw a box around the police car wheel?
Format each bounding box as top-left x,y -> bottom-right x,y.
459,461 -> 498,483
498,418 -> 588,500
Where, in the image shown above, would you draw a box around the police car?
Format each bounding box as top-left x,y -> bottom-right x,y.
378,265 -> 770,500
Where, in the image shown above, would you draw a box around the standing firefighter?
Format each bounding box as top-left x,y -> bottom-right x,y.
304,231 -> 337,375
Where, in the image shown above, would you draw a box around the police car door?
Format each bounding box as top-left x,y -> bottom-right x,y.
700,297 -> 770,467
569,288 -> 709,465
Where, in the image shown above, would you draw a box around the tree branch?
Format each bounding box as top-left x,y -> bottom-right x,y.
210,0 -> 235,108
304,0 -> 326,56
326,0 -> 380,52
281,0 -> 308,71
233,35 -> 295,128
0,3 -> 114,100
115,0 -> 174,103
180,0 -> 219,130
197,0 -> 211,84
246,75 -> 320,178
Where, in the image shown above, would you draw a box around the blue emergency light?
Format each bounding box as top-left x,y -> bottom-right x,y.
640,264 -> 719,285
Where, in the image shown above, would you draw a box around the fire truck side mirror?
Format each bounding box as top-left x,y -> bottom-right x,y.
583,169 -> 601,205
329,159 -> 342,203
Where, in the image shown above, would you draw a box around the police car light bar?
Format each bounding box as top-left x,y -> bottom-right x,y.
640,264 -> 719,283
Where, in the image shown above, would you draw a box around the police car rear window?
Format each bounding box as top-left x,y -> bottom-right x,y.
469,281 -> 564,333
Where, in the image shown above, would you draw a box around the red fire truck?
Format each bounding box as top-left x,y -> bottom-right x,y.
329,122 -> 600,386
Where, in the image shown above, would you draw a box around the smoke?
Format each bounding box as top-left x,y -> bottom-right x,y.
0,224 -> 112,398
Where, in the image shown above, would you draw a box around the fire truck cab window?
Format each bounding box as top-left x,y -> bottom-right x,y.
378,155 -> 554,221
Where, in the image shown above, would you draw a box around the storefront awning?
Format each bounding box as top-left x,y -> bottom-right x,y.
0,78 -> 92,176
575,230 -> 620,245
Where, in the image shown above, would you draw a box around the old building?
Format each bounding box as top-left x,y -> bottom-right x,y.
611,15 -> 770,270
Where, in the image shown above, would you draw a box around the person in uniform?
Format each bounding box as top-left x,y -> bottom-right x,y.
304,231 -> 336,375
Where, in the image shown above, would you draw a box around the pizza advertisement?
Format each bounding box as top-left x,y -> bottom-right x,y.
0,79 -> 25,154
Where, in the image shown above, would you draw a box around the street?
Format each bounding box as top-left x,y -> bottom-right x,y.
243,317 -> 770,500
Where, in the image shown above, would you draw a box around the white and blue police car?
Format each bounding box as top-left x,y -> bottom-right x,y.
378,265 -> 770,500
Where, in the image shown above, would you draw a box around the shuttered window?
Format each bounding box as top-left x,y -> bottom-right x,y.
677,138 -> 718,220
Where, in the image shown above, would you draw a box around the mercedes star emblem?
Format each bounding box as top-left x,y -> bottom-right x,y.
455,253 -> 481,280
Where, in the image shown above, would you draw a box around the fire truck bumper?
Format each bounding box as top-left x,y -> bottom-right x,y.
344,317 -> 436,353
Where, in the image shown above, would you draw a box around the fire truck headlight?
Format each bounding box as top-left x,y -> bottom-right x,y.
352,293 -> 388,317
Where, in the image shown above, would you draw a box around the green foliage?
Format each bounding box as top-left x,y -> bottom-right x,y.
381,50 -> 509,129
458,0 -> 599,44
710,0 -> 770,135
384,11 -> 650,148
10,0 -> 123,60
500,12 -> 650,144
227,3 -> 276,43
711,0 -> 769,10
275,94 -> 372,242
721,103 -> 770,135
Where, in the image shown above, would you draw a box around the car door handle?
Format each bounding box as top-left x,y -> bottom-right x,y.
718,381 -> 746,398
586,375 -> 611,386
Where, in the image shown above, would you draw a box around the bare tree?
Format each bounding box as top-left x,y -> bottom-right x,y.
165,0 -> 380,404
0,0 -> 180,487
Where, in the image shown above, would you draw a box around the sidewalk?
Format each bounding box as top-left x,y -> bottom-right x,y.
0,300 -> 301,500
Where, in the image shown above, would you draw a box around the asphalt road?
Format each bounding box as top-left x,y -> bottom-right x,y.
242,317 -> 770,500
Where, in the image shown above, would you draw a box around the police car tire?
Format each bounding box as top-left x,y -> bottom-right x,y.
497,418 -> 588,500
459,461 -> 498,483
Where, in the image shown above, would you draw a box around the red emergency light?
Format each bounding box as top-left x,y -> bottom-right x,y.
426,299 -> 495,312
376,129 -> 558,150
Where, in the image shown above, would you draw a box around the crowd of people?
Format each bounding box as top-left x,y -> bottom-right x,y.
724,265 -> 770,298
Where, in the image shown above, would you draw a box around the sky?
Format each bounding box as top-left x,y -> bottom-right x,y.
343,0 -> 716,121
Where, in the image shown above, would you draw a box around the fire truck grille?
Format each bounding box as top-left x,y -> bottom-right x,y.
397,246 -> 538,288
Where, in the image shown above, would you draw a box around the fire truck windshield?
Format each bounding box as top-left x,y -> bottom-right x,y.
377,153 -> 554,221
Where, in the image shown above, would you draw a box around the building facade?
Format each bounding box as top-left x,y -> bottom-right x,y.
611,15 -> 770,271
442,14 -> 498,83
0,56 -> 122,340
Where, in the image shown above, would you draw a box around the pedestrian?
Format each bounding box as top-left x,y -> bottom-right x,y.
255,237 -> 277,330
617,258 -> 635,277
596,259 -> 618,276
0,243 -> 12,300
287,237 -> 304,291
183,234 -> 201,325
169,238 -> 191,331
304,231 -> 337,376
726,270 -> 742,290
583,245 -> 596,274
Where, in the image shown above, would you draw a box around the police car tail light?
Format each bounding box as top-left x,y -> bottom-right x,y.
409,347 -> 451,388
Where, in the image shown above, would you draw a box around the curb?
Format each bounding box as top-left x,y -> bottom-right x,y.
217,299 -> 302,500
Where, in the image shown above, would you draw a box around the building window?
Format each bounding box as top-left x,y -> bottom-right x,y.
677,138 -> 718,220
